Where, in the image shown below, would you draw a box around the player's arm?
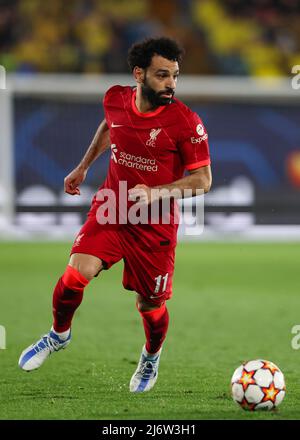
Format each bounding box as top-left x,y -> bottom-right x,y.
156,164 -> 212,196
128,165 -> 212,204
64,119 -> 110,195
129,111 -> 212,204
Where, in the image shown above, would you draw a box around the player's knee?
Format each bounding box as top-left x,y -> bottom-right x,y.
62,265 -> 90,292
69,254 -> 103,281
136,294 -> 164,312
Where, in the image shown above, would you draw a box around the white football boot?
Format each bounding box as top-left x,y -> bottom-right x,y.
130,345 -> 162,393
18,328 -> 71,371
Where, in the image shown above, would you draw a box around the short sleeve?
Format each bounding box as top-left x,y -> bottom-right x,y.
103,85 -> 125,127
103,85 -> 123,107
177,110 -> 211,170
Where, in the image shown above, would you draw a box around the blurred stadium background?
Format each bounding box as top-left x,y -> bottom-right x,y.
0,0 -> 299,241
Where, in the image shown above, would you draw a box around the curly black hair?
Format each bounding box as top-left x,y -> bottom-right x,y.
127,37 -> 184,72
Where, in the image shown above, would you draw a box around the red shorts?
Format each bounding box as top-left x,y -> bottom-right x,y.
70,215 -> 176,305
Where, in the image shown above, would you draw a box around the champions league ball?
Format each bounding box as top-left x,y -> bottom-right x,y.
231,359 -> 286,411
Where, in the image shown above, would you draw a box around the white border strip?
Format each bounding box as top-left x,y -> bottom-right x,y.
0,225 -> 300,242
6,74 -> 298,101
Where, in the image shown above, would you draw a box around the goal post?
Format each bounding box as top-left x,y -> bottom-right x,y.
0,79 -> 15,226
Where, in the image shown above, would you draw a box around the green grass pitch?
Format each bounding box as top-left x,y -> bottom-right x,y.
0,241 -> 299,420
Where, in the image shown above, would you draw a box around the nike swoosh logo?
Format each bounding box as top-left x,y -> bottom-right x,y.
149,293 -> 166,299
111,123 -> 123,128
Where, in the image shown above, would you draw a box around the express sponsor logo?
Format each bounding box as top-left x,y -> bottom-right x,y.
191,133 -> 208,144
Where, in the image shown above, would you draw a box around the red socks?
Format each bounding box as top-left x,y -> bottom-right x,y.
52,264 -> 169,354
138,303 -> 169,355
52,265 -> 89,332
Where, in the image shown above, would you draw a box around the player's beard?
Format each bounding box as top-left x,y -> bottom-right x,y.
141,77 -> 175,107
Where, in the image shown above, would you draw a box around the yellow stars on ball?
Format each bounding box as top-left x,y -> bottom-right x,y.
238,370 -> 256,391
262,361 -> 278,375
262,383 -> 280,403
240,399 -> 256,411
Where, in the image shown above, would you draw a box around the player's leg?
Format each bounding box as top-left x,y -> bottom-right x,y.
129,295 -> 169,393
136,294 -> 169,356
19,210 -> 123,371
18,254 -> 103,371
122,243 -> 175,393
129,294 -> 169,393
52,253 -> 103,334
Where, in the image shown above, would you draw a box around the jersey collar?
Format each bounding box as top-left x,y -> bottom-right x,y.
131,89 -> 166,118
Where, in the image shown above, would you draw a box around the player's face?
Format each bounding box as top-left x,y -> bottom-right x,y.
141,55 -> 179,107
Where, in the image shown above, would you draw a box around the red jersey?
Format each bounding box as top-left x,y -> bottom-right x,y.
94,85 -> 211,250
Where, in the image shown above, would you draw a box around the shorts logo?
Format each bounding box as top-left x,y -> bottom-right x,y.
196,123 -> 204,136
74,233 -> 84,246
146,128 -> 162,147
111,144 -> 118,163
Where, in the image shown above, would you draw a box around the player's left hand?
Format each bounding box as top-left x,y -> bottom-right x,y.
128,184 -> 153,205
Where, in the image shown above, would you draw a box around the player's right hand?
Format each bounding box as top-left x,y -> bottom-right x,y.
64,166 -> 87,195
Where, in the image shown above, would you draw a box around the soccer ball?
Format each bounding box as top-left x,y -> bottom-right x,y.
231,359 -> 286,411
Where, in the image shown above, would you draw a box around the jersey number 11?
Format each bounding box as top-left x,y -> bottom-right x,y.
154,273 -> 169,294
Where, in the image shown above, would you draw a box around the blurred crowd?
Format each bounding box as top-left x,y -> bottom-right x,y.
0,0 -> 299,76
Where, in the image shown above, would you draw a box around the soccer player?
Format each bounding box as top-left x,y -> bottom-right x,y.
18,37 -> 212,393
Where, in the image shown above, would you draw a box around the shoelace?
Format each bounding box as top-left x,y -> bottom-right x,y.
33,334 -> 61,354
140,359 -> 158,379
